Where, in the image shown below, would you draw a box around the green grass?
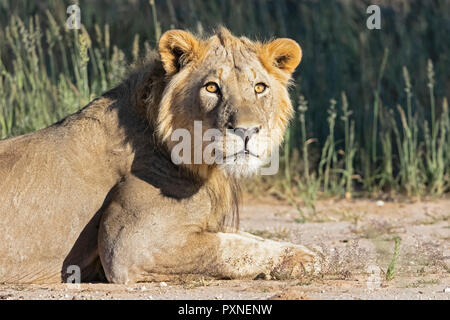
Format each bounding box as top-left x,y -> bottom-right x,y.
0,0 -> 449,207
385,236 -> 402,281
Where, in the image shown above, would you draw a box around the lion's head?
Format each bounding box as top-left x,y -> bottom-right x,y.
154,27 -> 302,179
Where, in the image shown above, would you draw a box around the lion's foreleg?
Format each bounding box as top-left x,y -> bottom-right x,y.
193,232 -> 317,280
101,230 -> 317,283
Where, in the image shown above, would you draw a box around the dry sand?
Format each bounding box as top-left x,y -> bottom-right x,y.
1,197 -> 449,300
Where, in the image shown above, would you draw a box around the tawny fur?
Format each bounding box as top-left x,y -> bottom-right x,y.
0,28 -> 316,284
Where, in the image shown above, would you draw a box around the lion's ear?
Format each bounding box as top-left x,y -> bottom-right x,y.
259,38 -> 302,75
158,30 -> 201,75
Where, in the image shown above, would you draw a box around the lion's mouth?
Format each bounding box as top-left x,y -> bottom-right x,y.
223,149 -> 259,162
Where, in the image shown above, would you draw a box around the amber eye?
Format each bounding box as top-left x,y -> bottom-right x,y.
205,82 -> 219,94
255,83 -> 267,94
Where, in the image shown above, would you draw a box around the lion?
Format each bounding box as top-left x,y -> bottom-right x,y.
0,27 -> 316,284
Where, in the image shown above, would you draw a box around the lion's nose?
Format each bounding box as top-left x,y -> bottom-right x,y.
231,126 -> 261,150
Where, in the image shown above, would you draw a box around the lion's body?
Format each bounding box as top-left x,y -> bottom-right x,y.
0,96 -> 134,282
0,28 -> 316,284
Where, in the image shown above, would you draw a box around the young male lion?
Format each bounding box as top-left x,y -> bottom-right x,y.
0,28 -> 316,284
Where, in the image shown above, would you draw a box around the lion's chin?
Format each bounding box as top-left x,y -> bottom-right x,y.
218,154 -> 264,179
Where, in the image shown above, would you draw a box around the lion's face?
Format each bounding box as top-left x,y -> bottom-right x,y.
156,28 -> 302,178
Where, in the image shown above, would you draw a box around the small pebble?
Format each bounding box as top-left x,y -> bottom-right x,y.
376,200 -> 385,207
444,287 -> 450,293
160,282 -> 167,287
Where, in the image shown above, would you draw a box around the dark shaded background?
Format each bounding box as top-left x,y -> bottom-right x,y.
0,0 -> 449,196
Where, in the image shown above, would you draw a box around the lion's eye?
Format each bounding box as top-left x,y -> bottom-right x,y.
205,82 -> 219,94
255,83 -> 267,94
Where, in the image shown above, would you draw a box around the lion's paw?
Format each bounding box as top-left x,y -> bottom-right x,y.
270,245 -> 320,280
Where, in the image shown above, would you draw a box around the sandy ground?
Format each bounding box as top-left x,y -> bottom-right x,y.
0,197 -> 449,300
